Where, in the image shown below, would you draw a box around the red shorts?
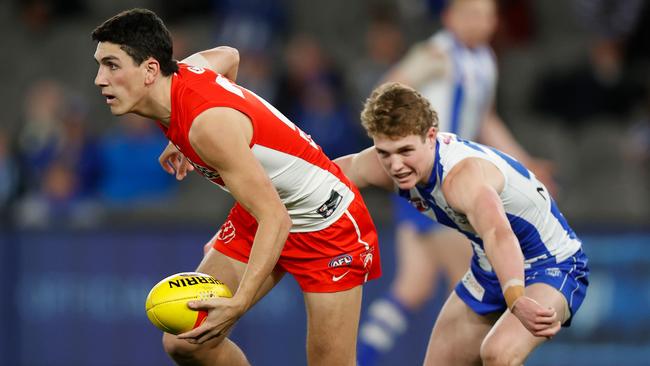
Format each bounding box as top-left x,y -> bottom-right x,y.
211,196 -> 381,293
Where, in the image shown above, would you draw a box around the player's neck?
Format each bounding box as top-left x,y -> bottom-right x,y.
133,75 -> 173,125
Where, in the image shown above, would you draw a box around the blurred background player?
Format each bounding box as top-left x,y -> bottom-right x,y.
356,1 -> 556,364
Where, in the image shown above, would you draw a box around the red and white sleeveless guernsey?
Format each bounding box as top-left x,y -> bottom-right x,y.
159,64 -> 381,292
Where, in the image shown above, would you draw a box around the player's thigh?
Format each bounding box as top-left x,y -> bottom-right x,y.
480,283 -> 569,364
424,291 -> 497,366
197,248 -> 285,308
303,285 -> 363,366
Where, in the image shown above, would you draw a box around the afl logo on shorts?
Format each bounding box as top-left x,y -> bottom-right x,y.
216,220 -> 236,243
329,254 -> 352,268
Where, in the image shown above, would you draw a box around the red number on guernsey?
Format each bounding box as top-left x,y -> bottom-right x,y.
216,75 -> 319,150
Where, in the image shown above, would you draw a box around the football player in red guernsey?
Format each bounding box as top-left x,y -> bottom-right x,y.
92,8 -> 381,366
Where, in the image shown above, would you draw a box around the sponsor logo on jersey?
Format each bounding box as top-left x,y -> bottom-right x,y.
443,205 -> 470,226
193,163 -> 221,181
408,197 -> 429,212
216,220 -> 236,243
187,66 -> 206,74
179,152 -> 222,183
329,254 -> 353,268
545,267 -> 561,277
461,270 -> 485,301
317,190 -> 342,218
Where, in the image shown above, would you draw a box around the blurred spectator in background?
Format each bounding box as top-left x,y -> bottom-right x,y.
293,78 -> 362,158
209,0 -> 288,102
490,0 -> 535,52
276,33 -> 367,158
356,1 -> 556,365
17,0 -> 86,32
98,114 -> 176,206
17,79 -> 66,194
0,129 -> 21,226
348,8 -> 406,109
211,0 -> 287,54
533,0 -> 647,127
15,80 -> 102,228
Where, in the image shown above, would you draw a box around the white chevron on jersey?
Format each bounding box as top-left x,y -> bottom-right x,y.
419,31 -> 497,140
399,133 -> 582,271
251,145 -> 354,232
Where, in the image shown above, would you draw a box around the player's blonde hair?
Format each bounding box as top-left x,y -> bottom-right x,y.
361,82 -> 438,139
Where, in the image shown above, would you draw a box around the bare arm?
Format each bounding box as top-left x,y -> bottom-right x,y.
443,158 -> 559,337
179,107 -> 291,342
181,46 -> 240,81
334,147 -> 395,191
442,158 -> 523,292
382,41 -> 448,87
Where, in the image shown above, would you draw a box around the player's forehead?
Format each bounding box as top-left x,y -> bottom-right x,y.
94,42 -> 130,63
374,134 -> 423,151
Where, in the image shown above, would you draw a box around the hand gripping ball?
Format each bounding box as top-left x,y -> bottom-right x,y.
145,272 -> 232,335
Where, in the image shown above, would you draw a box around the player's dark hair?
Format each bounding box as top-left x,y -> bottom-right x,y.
92,8 -> 179,76
361,82 -> 438,139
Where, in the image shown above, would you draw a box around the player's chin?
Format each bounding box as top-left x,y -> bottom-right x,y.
108,105 -> 129,116
394,177 -> 416,190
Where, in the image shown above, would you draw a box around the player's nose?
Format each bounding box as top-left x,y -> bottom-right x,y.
94,68 -> 108,87
388,155 -> 404,171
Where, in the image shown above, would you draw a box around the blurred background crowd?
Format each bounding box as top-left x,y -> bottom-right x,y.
0,0 -> 648,229
0,0 -> 649,365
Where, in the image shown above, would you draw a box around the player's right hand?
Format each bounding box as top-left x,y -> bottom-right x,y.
159,142 -> 194,180
510,296 -> 561,338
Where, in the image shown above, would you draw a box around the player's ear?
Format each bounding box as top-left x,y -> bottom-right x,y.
144,58 -> 160,85
426,127 -> 437,144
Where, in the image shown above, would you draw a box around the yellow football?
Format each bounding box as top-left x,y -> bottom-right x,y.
145,272 -> 232,335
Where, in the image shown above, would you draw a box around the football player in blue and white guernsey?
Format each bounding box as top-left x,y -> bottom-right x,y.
335,82 -> 588,366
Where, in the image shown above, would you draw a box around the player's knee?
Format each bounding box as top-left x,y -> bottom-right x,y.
480,336 -> 525,366
162,333 -> 203,364
162,333 -> 196,362
308,337 -> 352,364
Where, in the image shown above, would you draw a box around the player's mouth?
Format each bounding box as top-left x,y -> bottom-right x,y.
393,171 -> 412,182
103,93 -> 117,104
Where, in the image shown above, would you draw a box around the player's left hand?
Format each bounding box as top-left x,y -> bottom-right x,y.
177,296 -> 247,344
511,296 -> 561,338
159,142 -> 194,180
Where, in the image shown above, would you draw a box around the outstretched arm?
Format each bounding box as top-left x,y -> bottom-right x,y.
334,147 -> 395,191
442,157 -> 560,337
181,46 -> 240,81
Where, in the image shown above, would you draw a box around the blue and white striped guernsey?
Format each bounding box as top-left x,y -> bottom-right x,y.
420,30 -> 496,139
397,132 -> 583,271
